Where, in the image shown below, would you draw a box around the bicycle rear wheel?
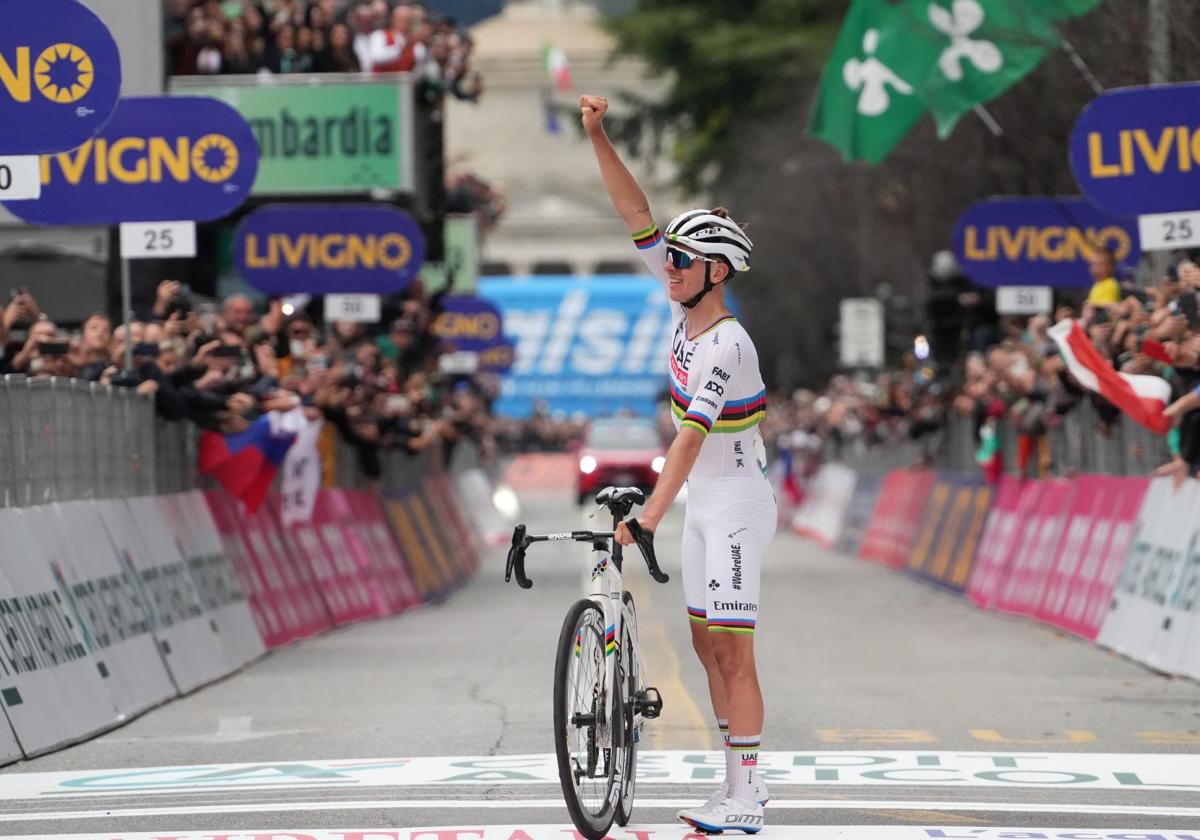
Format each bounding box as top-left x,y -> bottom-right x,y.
615,590 -> 639,826
553,598 -> 619,840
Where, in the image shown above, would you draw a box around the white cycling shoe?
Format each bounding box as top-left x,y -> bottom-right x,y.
699,777 -> 769,808
677,795 -> 765,834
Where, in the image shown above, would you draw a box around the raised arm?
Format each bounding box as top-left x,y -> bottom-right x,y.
582,95 -> 654,234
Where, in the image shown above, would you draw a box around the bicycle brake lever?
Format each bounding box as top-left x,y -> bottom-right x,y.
505,525 -> 533,589
626,518 -> 669,584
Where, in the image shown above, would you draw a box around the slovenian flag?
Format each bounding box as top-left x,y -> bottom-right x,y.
199,414 -> 297,513
1049,319 -> 1172,435
542,42 -> 571,92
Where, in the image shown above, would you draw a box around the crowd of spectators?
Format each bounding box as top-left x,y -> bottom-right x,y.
165,0 -> 484,102
0,282 -> 501,477
767,249 -> 1200,484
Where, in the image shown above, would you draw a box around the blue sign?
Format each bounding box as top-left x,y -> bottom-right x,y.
234,204 -> 425,296
1070,83 -> 1200,216
0,0 -> 121,155
4,96 -> 258,225
478,336 -> 516,374
952,196 -> 1140,288
431,295 -> 504,353
478,275 -> 675,418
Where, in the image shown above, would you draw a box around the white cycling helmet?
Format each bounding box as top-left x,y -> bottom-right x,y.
665,209 -> 753,273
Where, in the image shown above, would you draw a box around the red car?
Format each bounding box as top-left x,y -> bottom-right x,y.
576,418 -> 666,506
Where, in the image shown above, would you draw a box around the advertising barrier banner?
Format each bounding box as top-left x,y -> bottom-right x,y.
5,96 -> 259,225
906,474 -> 992,593
1033,476 -> 1147,640
28,502 -> 177,719
0,508 -> 119,757
791,463 -> 857,548
234,204 -> 425,296
1070,82 -> 1200,216
835,471 -> 883,557
102,498 -> 228,694
161,492 -> 266,671
266,494 -> 378,627
0,0 -> 122,155
952,196 -> 1140,288
994,479 -> 1075,616
338,489 -> 421,614
478,276 -> 674,417
453,468 -> 510,548
383,486 -> 452,602
858,470 -> 936,570
968,476 -> 1038,610
246,504 -> 333,642
203,490 -> 288,649
173,79 -> 414,194
1098,477 -> 1200,677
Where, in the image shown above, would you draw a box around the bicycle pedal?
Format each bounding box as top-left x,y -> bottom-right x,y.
636,686 -> 663,719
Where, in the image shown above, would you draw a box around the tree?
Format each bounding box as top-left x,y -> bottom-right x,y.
606,0 -> 1200,387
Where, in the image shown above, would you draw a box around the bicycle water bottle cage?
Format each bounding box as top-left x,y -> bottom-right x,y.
596,486 -> 644,520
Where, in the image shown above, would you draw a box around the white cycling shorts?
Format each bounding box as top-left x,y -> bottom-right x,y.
681,478 -> 777,635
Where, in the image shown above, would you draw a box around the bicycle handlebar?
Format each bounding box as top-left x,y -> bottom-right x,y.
504,520 -> 668,590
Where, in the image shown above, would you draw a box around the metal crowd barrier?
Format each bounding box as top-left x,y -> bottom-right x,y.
1,374 -> 158,508
920,407 -> 1171,479
2,375 -> 466,510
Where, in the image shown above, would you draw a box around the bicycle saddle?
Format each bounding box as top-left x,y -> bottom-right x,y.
596,486 -> 645,506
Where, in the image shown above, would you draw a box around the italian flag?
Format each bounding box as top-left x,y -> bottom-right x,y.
542,43 -> 571,92
1049,319 -> 1172,435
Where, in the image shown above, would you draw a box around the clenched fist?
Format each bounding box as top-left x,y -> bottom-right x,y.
580,94 -> 608,134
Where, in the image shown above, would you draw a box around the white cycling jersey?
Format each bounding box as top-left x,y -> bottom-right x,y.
633,223 -> 770,481
632,222 -> 776,633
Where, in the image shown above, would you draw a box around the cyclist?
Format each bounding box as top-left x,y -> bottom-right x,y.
583,94 -> 775,833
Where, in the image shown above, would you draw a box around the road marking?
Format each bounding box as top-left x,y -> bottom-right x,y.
818,730 -> 939,744
969,730 -> 1097,745
5,752 -> 1200,796
10,828 -> 1200,840
3,798 -> 1200,822
1139,730 -> 1200,743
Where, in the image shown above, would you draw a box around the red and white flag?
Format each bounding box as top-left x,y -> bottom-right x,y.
1049,318 -> 1172,434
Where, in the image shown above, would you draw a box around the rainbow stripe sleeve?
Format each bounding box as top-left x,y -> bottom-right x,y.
632,224 -> 662,250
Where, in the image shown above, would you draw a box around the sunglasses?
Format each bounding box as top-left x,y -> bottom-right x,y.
666,246 -> 716,270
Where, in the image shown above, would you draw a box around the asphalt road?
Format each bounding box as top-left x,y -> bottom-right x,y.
2,482 -> 1199,838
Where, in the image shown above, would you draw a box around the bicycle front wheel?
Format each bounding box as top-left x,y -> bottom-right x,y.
553,598 -> 618,840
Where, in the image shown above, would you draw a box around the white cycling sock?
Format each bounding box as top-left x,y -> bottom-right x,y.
728,734 -> 761,803
717,718 -> 734,783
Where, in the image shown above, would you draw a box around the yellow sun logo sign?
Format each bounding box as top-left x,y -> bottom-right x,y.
191,134 -> 240,182
34,43 -> 93,103
0,42 -> 95,104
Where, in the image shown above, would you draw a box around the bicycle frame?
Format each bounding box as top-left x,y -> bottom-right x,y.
583,534 -> 645,749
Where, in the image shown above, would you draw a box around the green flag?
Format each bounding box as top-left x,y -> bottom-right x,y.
808,0 -> 929,164
882,0 -> 1064,138
1037,0 -> 1106,20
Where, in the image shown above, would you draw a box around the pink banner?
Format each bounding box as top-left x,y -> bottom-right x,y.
243,502 -> 331,643
427,474 -> 479,577
266,494 -> 380,627
968,477 -> 1042,610
1083,477 -> 1148,638
204,490 -> 290,648
858,470 -> 935,570
343,489 -> 422,613
1034,475 -> 1107,635
993,479 -> 1075,616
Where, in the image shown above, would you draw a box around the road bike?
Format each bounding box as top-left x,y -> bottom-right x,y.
506,486 -> 668,840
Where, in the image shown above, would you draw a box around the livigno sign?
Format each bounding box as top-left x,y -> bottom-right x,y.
169,74 -> 413,195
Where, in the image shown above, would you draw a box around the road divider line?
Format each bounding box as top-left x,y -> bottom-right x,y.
3,798 -> 1200,822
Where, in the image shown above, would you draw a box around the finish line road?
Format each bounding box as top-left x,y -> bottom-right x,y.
1,486 -> 1198,837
